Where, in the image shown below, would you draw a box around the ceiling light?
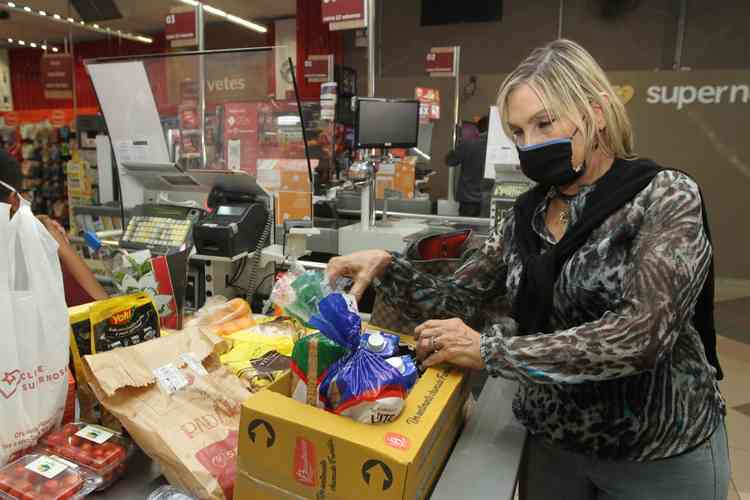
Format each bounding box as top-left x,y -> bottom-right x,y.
52,47 -> 59,52
178,1 -> 266,34
41,44 -> 46,49
29,42 -> 36,47
226,14 -> 267,33
18,40 -> 25,45
3,3 -> 153,44
7,38 -> 12,43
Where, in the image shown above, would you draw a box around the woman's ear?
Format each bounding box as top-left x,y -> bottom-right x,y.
591,92 -> 610,131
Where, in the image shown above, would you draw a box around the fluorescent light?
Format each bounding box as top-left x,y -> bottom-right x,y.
39,10 -> 46,16
203,5 -> 227,17
92,23 -> 99,28
18,40 -> 25,45
41,44 -> 46,49
52,47 -> 59,52
53,14 -> 60,19
23,6 -> 31,12
67,17 -> 74,22
79,20 -> 84,25
7,38 -> 12,43
7,2 -> 15,7
29,42 -> 36,47
226,14 -> 267,33
181,1 -> 267,34
135,36 -> 153,43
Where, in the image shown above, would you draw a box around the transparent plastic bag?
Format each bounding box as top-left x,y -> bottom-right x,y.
187,296 -> 255,336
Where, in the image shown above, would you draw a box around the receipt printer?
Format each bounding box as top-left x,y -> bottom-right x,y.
193,189 -> 269,257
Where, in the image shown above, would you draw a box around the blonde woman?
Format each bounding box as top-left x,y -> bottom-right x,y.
328,39 -> 728,499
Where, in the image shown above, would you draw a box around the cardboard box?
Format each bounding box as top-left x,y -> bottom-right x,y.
236,352 -> 469,499
375,157 -> 416,201
276,191 -> 313,225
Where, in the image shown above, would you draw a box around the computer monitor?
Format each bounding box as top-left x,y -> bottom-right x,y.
355,98 -> 420,149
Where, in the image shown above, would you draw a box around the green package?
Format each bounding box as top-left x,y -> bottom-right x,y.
290,332 -> 349,407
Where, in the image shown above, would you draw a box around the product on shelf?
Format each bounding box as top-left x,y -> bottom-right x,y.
0,453 -> 101,500
38,423 -> 133,490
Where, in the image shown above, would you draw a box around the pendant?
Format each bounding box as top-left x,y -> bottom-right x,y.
559,205 -> 570,226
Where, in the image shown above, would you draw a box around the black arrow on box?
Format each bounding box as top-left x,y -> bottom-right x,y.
362,459 -> 393,491
248,419 -> 276,448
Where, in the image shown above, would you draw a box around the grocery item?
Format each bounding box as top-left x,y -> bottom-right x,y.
0,453 -> 102,500
189,297 -> 256,336
1,203 -> 70,466
70,293 -> 160,427
219,319 -> 298,392
361,330 -> 399,357
147,485 -> 197,500
290,333 -> 349,407
385,355 -> 419,391
83,327 -> 250,500
311,293 -> 417,424
38,422 -> 133,491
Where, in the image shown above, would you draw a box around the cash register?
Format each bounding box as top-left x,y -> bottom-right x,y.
193,188 -> 270,257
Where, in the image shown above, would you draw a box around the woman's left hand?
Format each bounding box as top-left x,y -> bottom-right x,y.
414,318 -> 485,370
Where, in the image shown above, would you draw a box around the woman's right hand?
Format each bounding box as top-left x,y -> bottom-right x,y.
326,250 -> 393,302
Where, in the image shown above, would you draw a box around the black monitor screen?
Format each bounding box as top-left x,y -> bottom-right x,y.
355,98 -> 420,149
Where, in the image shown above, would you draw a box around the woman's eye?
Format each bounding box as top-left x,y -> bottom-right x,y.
538,120 -> 553,130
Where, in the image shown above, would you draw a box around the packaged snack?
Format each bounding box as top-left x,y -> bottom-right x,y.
290,333 -> 349,407
0,453 -> 102,500
236,351 -> 292,392
311,293 -> 418,424
70,293 -> 160,427
88,292 -> 160,353
38,423 -> 133,491
360,330 -> 399,358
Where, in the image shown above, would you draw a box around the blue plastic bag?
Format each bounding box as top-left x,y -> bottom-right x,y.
310,293 -> 415,424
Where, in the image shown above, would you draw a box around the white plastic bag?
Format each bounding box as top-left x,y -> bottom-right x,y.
0,204 -> 70,465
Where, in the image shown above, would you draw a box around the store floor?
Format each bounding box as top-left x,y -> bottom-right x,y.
717,278 -> 750,500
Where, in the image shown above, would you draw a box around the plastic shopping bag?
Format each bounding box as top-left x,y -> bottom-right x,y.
0,204 -> 70,465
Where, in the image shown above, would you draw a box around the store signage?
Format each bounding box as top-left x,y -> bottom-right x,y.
41,53 -> 73,100
165,51 -> 273,105
425,47 -> 457,77
415,87 -> 440,123
166,7 -> 197,48
50,110 -> 67,128
303,55 -> 334,83
322,0 -> 368,31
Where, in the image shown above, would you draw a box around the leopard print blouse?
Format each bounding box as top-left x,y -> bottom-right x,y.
376,166 -> 725,461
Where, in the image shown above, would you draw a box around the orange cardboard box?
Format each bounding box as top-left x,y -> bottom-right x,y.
275,191 -> 313,225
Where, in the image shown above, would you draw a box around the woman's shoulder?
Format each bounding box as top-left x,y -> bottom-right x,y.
622,158 -> 702,200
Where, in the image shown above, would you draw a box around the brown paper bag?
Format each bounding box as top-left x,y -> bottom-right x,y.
82,328 -> 251,500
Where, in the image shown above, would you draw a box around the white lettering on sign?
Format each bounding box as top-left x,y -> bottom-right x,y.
646,84 -> 750,109
206,77 -> 247,93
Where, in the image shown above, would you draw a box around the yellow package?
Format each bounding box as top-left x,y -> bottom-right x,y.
219,318 -> 299,392
70,293 -> 160,426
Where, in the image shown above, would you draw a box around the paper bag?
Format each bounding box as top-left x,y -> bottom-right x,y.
82,328 -> 251,500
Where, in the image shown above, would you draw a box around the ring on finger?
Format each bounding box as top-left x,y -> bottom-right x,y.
430,336 -> 440,352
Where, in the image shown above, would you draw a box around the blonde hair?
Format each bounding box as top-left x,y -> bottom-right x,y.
497,39 -> 635,159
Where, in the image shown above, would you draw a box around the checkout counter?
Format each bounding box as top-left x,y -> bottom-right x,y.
77,47 -> 525,499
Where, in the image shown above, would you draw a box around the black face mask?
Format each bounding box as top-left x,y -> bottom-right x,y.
516,132 -> 586,187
